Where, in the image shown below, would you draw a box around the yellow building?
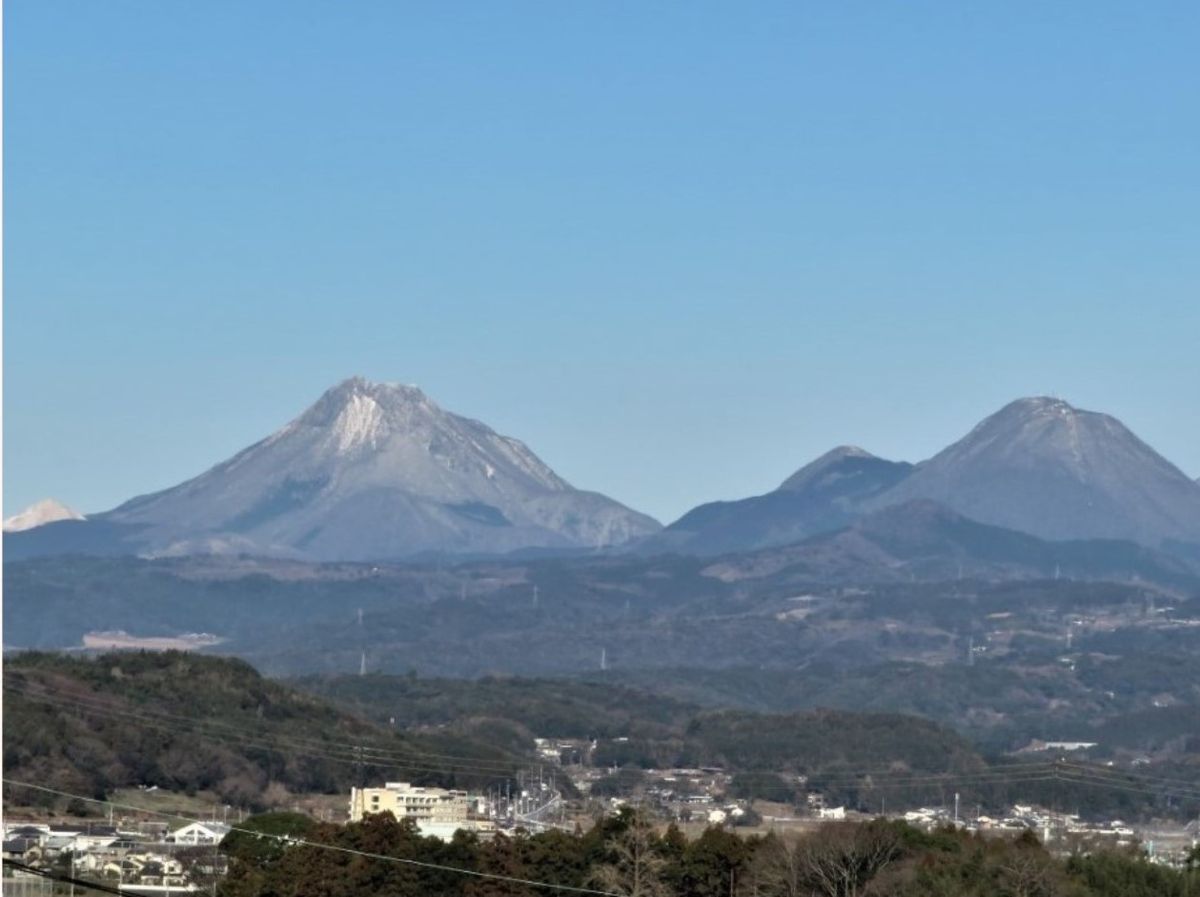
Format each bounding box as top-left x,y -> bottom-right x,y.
349,782 -> 470,827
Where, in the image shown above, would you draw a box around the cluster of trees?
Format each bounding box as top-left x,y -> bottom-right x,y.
218,809 -> 1200,897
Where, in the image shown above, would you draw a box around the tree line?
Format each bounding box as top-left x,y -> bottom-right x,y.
218,809 -> 1200,897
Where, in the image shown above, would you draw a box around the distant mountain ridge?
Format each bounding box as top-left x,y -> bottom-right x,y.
8,391 -> 1199,563
649,396 -> 1200,556
6,378 -> 660,561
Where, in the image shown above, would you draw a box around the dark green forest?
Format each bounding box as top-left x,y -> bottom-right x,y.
2,652 -> 522,810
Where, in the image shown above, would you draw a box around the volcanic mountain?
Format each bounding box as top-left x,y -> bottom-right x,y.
6,378 -> 660,561
648,397 -> 1200,555
875,397 -> 1200,546
637,446 -> 913,555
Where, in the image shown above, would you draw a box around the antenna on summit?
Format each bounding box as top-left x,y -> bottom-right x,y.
359,650 -> 367,676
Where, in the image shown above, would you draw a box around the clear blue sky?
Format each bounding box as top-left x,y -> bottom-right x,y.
5,2 -> 1198,523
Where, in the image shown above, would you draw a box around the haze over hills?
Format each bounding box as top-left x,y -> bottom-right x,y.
5,378 -> 660,561
651,396 -> 1200,557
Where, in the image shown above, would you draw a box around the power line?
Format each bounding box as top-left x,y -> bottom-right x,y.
3,779 -> 622,897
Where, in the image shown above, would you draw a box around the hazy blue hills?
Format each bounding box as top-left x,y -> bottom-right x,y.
704,499 -> 1200,587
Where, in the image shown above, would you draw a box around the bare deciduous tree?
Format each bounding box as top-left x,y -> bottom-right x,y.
745,832 -> 805,897
997,849 -> 1061,897
751,822 -> 900,897
588,810 -> 671,897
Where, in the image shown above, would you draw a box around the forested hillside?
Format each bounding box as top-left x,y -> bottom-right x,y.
2,652 -> 523,810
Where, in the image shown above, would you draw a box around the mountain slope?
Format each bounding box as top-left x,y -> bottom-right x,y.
636,447 -> 913,555
7,378 -> 659,561
874,397 -> 1200,546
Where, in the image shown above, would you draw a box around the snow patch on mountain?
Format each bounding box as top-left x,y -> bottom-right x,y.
332,392 -> 386,453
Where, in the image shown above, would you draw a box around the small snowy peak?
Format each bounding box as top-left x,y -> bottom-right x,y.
4,498 -> 85,532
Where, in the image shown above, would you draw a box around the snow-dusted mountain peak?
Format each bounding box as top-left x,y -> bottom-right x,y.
297,377 -> 429,428
996,395 -> 1083,421
3,499 -> 85,532
86,377 -> 659,560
